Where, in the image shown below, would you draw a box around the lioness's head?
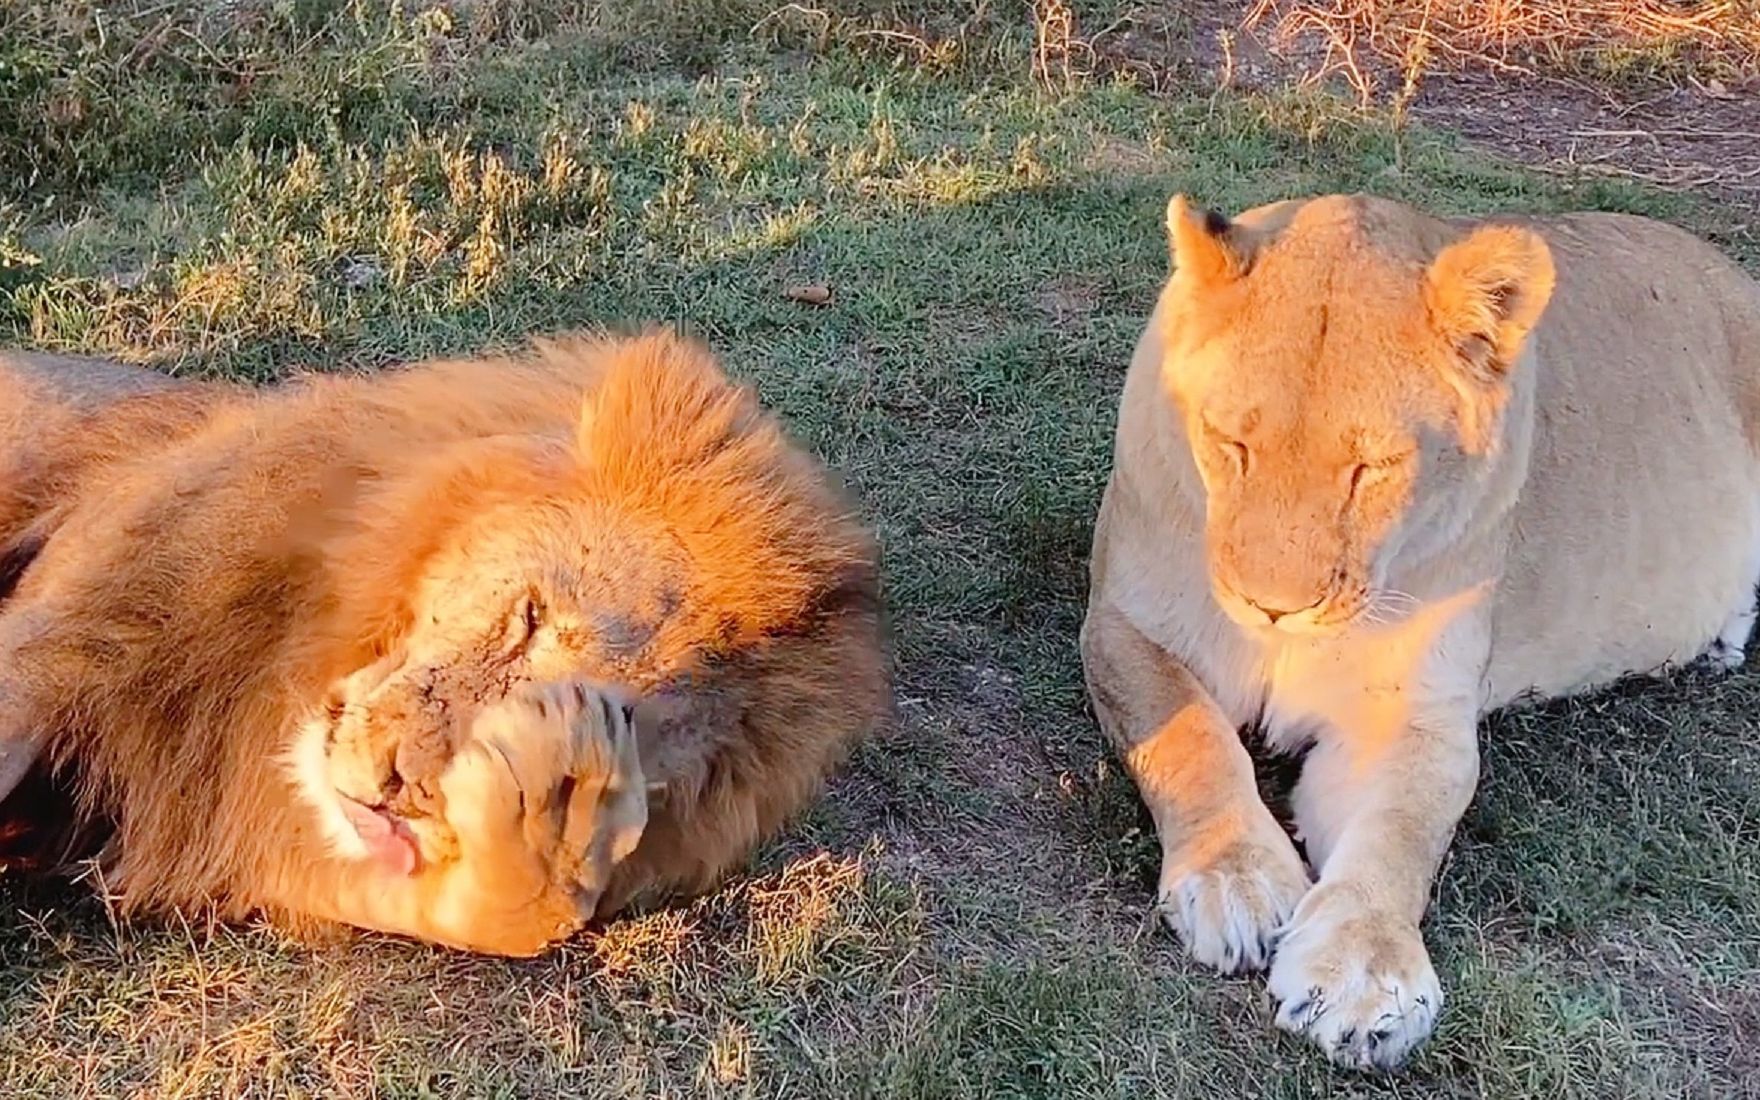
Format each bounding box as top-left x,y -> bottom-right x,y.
1154,193 -> 1556,633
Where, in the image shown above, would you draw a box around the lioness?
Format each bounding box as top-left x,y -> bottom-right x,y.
0,332 -> 889,955
1081,193 -> 1760,1068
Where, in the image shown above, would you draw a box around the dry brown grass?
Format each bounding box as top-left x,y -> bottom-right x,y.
1247,0 -> 1760,102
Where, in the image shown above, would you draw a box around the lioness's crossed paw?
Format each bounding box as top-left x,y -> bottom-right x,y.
1266,882 -> 1442,1071
1157,826 -> 1311,974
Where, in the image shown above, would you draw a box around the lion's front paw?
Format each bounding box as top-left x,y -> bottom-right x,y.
430,681 -> 650,954
1156,822 -> 1311,974
1266,882 -> 1442,1071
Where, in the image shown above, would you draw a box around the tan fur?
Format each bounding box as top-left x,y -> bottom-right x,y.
1082,193 -> 1760,1068
0,332 -> 890,955
0,354 -> 229,560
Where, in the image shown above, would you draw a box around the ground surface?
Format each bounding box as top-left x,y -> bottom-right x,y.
2,3 -> 1759,1097
1171,0 -> 1760,214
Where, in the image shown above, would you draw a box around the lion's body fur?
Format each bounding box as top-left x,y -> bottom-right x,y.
0,334 -> 888,944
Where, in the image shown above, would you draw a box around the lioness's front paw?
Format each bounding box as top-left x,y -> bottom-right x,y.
1267,883 -> 1442,1071
1156,824 -> 1311,974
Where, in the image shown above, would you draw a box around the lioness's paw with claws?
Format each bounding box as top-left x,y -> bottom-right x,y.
1157,822 -> 1311,974
1266,882 -> 1442,1071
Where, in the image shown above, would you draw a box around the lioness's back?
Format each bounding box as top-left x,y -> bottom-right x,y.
1540,210 -> 1760,446
1485,210 -> 1760,702
0,351 -> 189,444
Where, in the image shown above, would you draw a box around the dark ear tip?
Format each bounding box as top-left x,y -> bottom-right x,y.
1202,208 -> 1231,236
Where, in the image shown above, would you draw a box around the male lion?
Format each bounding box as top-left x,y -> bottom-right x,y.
1081,193 -> 1760,1068
0,332 -> 889,956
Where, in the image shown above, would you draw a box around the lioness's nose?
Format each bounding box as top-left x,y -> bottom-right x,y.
1245,595 -> 1324,623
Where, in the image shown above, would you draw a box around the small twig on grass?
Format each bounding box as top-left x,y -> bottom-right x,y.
1572,127 -> 1760,141
1540,155 -> 1760,191
750,2 -> 831,35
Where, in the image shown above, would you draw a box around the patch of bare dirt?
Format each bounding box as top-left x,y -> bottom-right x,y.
1034,275 -> 1103,324
1082,2 -> 1760,217
1402,72 -> 1759,209
1584,928 -> 1760,1087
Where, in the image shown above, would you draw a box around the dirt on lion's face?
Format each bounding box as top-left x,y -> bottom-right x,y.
316,498 -> 701,867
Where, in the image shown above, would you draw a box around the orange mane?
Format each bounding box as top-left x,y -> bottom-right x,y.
0,332 -> 889,931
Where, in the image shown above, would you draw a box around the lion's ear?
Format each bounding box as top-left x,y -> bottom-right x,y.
1166,194 -> 1248,286
1424,224 -> 1556,380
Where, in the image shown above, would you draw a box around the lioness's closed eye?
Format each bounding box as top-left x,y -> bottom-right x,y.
1081,191 -> 1760,1069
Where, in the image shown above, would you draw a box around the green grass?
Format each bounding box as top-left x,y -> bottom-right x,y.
3,2 -> 1759,1097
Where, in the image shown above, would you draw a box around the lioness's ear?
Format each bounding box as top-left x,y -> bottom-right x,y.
1167,194 -> 1247,286
1424,224 -> 1556,380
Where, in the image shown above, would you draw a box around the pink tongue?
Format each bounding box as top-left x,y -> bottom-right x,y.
340,799 -> 418,875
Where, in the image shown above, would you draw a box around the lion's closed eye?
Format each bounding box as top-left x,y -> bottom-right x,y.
499,591 -> 546,655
